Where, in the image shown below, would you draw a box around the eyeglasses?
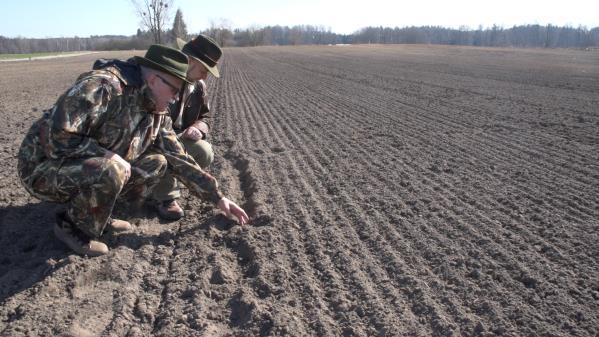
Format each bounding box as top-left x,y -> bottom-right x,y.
155,74 -> 181,95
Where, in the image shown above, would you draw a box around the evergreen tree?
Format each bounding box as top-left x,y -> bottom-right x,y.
171,8 -> 188,41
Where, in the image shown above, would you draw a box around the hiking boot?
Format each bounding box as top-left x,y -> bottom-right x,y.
54,213 -> 108,257
107,218 -> 132,232
156,199 -> 184,221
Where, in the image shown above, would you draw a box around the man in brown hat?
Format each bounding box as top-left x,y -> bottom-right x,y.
18,45 -> 249,256
152,35 -> 224,220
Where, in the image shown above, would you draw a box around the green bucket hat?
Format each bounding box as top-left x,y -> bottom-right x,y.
176,35 -> 222,78
134,44 -> 192,84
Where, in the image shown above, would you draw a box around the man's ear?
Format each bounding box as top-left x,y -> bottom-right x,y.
146,73 -> 157,90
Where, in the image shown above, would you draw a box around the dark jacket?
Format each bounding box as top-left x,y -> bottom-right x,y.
170,80 -> 211,136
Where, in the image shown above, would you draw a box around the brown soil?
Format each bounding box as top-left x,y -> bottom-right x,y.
0,45 -> 598,336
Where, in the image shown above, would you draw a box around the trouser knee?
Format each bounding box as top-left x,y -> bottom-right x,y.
120,153 -> 168,203
182,139 -> 214,169
102,157 -> 130,191
129,153 -> 168,185
67,157 -> 131,238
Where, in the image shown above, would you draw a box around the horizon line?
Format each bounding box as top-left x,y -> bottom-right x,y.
2,22 -> 598,40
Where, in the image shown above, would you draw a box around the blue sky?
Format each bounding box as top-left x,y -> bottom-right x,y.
1,0 -> 598,38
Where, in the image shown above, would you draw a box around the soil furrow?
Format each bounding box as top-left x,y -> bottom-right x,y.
224,52 -> 428,334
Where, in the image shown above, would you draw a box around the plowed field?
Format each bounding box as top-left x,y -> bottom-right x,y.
0,45 -> 598,336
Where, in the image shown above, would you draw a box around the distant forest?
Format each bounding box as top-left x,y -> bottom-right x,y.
1,24 -> 598,54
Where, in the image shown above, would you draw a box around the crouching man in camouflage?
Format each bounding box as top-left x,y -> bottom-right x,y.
17,45 -> 249,257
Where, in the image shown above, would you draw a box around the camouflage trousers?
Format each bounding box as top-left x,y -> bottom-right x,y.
152,137 -> 214,201
18,153 -> 168,239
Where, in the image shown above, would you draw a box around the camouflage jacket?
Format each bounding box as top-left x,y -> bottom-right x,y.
169,79 -> 211,136
19,61 -> 224,204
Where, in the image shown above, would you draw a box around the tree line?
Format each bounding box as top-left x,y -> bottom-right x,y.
353,25 -> 599,48
2,24 -> 598,54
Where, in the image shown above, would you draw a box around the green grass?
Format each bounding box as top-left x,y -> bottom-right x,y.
0,51 -> 86,60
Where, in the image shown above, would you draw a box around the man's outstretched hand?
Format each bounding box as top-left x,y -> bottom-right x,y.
217,197 -> 250,225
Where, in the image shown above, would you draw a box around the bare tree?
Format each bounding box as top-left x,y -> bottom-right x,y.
131,0 -> 174,44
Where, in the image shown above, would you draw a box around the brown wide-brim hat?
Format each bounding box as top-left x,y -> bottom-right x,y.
134,44 -> 192,84
176,35 -> 222,78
